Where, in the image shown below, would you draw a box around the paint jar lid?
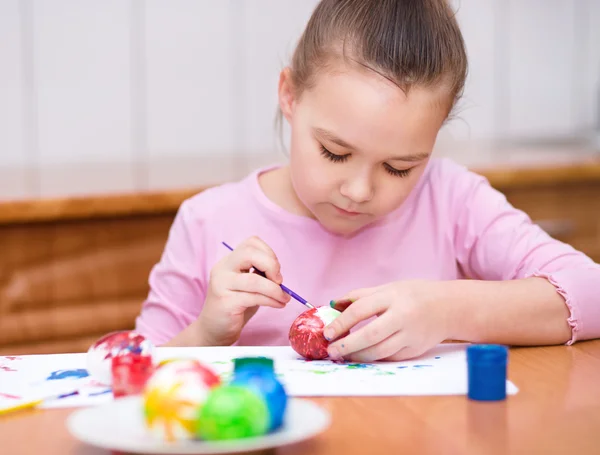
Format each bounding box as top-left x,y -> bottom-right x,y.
467,344 -> 508,401
467,344 -> 508,364
233,356 -> 274,371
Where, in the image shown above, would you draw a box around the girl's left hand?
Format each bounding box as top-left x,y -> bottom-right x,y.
323,281 -> 452,362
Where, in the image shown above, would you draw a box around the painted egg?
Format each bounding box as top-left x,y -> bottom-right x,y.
196,384 -> 269,441
230,357 -> 287,431
86,330 -> 155,385
289,306 -> 342,360
111,352 -> 155,398
143,359 -> 221,441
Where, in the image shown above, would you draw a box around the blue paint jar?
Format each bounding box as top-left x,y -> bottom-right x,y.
230,357 -> 288,431
467,344 -> 508,401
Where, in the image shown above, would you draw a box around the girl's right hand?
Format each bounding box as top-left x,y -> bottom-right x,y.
196,236 -> 291,346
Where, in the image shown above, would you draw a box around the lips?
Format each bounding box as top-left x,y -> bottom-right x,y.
333,205 -> 362,216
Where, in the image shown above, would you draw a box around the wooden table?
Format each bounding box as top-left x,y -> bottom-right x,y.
2,340 -> 600,455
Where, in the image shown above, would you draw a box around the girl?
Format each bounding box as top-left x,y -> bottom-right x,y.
135,0 -> 600,362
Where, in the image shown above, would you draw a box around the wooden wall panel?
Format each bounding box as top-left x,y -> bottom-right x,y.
0,214 -> 174,355
501,182 -> 600,263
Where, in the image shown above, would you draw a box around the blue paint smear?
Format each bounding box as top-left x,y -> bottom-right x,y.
397,366 -> 409,369
46,369 -> 89,380
413,364 -> 433,368
88,388 -> 112,396
435,356 -> 441,359
57,391 -> 79,399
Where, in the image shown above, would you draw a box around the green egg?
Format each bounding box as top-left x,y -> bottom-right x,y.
196,385 -> 269,441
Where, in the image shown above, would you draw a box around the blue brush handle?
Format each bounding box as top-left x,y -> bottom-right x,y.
221,241 -> 314,309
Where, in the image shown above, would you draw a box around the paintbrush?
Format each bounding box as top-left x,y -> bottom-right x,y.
0,390 -> 79,416
221,241 -> 315,309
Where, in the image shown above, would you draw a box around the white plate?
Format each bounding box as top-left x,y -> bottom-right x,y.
66,396 -> 330,454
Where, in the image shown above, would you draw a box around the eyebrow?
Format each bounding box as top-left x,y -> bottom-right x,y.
313,127 -> 431,162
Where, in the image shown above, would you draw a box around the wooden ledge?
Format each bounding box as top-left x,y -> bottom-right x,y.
480,159 -> 600,189
0,187 -> 204,225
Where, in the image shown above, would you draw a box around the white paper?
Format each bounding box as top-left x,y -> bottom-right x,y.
0,343 -> 518,410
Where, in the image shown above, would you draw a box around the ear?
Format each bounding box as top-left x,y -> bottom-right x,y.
278,67 -> 295,122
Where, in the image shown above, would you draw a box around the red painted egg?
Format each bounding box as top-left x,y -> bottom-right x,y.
289,306 -> 342,360
86,330 -> 155,385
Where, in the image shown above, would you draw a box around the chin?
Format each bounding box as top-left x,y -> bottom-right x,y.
317,216 -> 371,237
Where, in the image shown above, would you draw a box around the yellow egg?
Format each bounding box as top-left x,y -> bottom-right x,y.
143,359 -> 221,441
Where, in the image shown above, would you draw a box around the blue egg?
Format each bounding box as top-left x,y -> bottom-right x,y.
230,357 -> 288,431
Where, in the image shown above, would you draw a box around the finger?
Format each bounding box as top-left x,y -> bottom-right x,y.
231,246 -> 282,284
323,294 -> 387,341
243,306 -> 259,325
245,237 -> 283,282
343,331 -> 407,363
327,315 -> 398,360
329,298 -> 353,312
244,236 -> 277,257
382,345 -> 428,362
231,273 -> 290,304
330,286 -> 382,311
234,291 -> 287,310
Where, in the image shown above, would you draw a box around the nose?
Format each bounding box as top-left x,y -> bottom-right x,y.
339,171 -> 374,203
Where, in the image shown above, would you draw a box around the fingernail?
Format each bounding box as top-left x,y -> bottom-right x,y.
323,327 -> 334,341
277,273 -> 283,283
330,298 -> 353,311
328,346 -> 340,359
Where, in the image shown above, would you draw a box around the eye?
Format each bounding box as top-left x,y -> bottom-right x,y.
320,145 -> 349,163
384,163 -> 412,178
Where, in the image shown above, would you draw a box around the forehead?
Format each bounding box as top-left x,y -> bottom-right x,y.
300,64 -> 450,154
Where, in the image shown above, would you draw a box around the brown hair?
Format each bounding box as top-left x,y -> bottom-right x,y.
280,0 -> 467,125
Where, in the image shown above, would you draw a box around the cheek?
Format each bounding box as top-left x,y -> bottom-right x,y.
374,170 -> 425,213
289,131 -> 335,201
291,158 -> 332,206
378,187 -> 409,212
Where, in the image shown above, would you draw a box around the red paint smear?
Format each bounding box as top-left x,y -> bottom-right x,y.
90,331 -> 148,363
0,365 -> 17,372
84,379 -> 109,388
4,356 -> 21,361
0,392 -> 21,400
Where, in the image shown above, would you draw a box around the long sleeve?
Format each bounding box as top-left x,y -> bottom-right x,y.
451,167 -> 600,344
135,200 -> 207,345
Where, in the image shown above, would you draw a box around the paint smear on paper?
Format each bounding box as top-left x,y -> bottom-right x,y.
376,370 -> 396,376
88,388 -> 112,397
0,392 -> 21,399
46,369 -> 89,381
346,363 -> 373,370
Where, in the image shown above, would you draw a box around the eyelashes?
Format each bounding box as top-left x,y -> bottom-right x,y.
320,145 -> 349,163
383,163 -> 412,178
319,145 -> 413,178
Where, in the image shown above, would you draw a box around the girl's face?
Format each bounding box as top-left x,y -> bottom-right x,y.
278,64 -> 450,236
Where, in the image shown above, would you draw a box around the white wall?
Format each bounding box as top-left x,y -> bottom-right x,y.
0,0 -> 599,199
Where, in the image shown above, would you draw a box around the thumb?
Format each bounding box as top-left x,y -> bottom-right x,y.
330,286 -> 381,312
243,306 -> 260,324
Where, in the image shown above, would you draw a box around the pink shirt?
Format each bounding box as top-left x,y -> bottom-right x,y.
135,158 -> 600,346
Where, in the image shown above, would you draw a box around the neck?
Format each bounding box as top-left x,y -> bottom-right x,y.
258,165 -> 314,219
